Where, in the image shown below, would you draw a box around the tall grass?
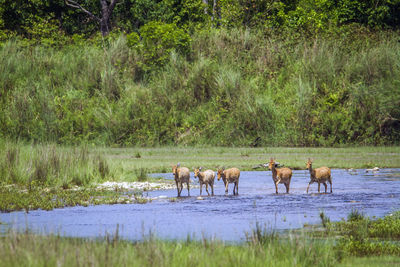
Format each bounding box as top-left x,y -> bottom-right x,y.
0,228 -> 337,267
0,142 -> 113,187
1,29 -> 400,146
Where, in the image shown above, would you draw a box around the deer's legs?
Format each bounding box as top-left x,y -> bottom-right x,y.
205,184 -> 210,196
285,183 -> 290,193
306,181 -> 313,194
275,179 -> 281,194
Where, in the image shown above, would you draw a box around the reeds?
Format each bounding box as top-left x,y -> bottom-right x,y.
0,227 -> 337,267
0,142 -> 112,187
1,29 -> 399,146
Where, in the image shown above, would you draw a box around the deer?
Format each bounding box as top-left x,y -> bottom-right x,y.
172,163 -> 190,197
217,167 -> 240,195
265,158 -> 292,194
306,158 -> 332,194
193,167 -> 215,196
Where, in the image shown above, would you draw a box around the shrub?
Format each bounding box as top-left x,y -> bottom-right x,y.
137,21 -> 191,69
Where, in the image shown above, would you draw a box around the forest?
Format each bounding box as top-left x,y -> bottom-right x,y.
1,0 -> 400,146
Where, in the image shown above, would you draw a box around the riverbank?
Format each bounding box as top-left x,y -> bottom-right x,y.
1,143 -> 399,212
1,211 -> 399,267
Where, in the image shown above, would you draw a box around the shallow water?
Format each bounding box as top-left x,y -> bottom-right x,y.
1,169 -> 400,242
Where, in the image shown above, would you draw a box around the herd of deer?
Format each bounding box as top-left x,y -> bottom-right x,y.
172,158 -> 333,197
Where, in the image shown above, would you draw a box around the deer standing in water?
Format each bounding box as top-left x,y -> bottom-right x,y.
172,163 -> 190,197
217,167 -> 240,195
266,158 -> 292,194
306,158 -> 332,194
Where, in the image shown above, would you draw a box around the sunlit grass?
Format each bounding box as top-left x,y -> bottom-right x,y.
92,145 -> 400,173
0,228 -> 338,267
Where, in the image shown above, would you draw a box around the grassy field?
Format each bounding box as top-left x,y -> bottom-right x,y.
2,142 -> 400,184
94,145 -> 400,175
0,230 -> 336,267
1,211 -> 400,267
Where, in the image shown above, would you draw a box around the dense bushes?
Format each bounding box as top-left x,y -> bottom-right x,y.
0,28 -> 399,146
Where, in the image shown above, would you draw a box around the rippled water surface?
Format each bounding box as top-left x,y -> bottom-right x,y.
1,169 -> 400,242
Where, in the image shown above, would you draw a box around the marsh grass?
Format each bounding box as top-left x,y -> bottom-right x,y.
92,145 -> 400,173
0,142 -> 114,187
1,143 -> 399,186
0,227 -> 338,267
317,210 -> 400,257
0,185 -> 132,212
1,30 -> 399,147
1,211 -> 400,266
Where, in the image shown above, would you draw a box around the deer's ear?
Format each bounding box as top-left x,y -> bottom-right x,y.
177,162 -> 180,167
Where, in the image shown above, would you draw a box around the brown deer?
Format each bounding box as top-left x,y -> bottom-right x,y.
217,167 -> 240,195
306,158 -> 332,194
193,167 -> 215,196
172,163 -> 190,197
266,158 -> 292,194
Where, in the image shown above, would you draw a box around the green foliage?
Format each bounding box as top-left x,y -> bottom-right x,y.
332,211 -> 400,257
0,228 -> 338,267
1,26 -> 400,146
0,0 -> 400,41
0,143 -> 113,187
135,21 -> 191,69
126,31 -> 140,48
135,168 -> 149,182
0,186 -> 128,212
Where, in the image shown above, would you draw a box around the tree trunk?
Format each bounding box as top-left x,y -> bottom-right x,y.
212,0 -> 220,27
65,0 -> 118,36
100,0 -> 111,36
100,18 -> 110,36
202,0 -> 209,15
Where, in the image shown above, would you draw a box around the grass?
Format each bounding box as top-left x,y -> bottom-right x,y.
1,142 -> 400,184
2,210 -> 400,267
0,142 -> 399,212
0,185 -> 145,212
86,145 -> 400,172
1,29 -> 399,147
0,228 -> 338,267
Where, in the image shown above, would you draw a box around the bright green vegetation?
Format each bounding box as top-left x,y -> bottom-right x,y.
1,142 -> 399,212
1,211 -> 400,267
2,143 -> 400,186
0,142 -> 154,212
93,145 -> 400,173
0,227 -> 339,267
0,186 -> 145,213
1,28 -> 399,146
1,2 -> 400,146
329,210 -> 400,257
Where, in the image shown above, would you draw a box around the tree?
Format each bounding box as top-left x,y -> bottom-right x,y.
65,0 -> 118,36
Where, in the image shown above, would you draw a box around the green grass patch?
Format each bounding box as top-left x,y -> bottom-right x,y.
1,29 -> 400,147
0,228 -> 338,267
0,185 -> 147,212
1,210 -> 400,266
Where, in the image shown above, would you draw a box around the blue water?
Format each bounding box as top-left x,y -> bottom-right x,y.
1,169 -> 400,242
